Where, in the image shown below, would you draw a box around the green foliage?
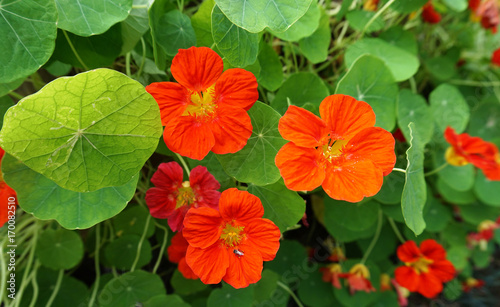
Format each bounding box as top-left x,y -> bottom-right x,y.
36,229 -> 84,270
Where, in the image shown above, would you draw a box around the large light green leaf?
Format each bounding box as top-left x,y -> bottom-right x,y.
55,0 -> 133,36
430,84 -> 470,133
0,0 -> 57,83
217,102 -> 287,186
336,55 -> 398,131
248,180 -> 305,232
299,10 -> 331,64
214,0 -> 313,33
345,38 -> 419,82
212,5 -> 259,67
0,68 -> 162,193
402,123 -> 427,235
269,3 -> 320,42
120,0 -> 155,54
257,43 -> 284,91
397,89 -> 433,145
157,10 -> 196,56
36,229 -> 84,270
2,154 -> 138,229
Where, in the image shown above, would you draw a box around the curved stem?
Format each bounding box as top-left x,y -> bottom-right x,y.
388,217 -> 406,244
392,167 -> 407,174
153,223 -> 169,274
45,269 -> 64,307
276,281 -> 304,307
175,153 -> 191,176
361,209 -> 383,265
0,238 -> 7,304
62,30 -> 89,71
424,162 -> 448,177
88,224 -> 101,307
8,91 -> 24,101
28,261 -> 41,307
361,0 -> 396,36
130,215 -> 152,272
136,37 -> 147,77
125,53 -> 132,77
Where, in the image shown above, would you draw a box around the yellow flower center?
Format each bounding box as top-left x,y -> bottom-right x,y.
478,220 -> 496,232
327,263 -> 343,274
175,181 -> 196,209
349,263 -> 370,278
321,139 -> 348,163
445,147 -> 469,166
220,223 -> 245,247
184,85 -> 217,118
407,256 -> 433,274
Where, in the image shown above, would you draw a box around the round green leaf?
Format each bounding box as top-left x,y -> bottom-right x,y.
257,43 -> 284,91
425,56 -> 457,81
430,84 -> 470,133
324,198 -> 380,232
379,26 -> 418,55
442,221 -> 468,246
0,0 -> 57,83
346,11 -> 384,33
336,55 -> 398,131
253,269 -> 281,304
207,283 -> 254,307
112,205 -> 156,238
157,10 -> 197,56
299,10 -> 331,64
447,245 -> 470,271
397,89 -> 434,145
374,171 -> 405,205
170,269 -> 208,296
214,0 -> 313,33
266,240 -> 307,275
2,154 -> 138,229
192,0 -> 215,47
423,197 -> 452,232
0,68 -> 162,193
345,38 -> 419,82
434,147 -> 475,191
437,178 -> 476,205
212,5 -> 259,67
104,234 -> 152,270
324,204 -> 378,242
471,246 -> 493,268
55,0 -> 133,36
468,101 -> 500,142
269,3 -> 320,42
36,229 -> 84,270
298,270 -> 338,307
460,203 -> 500,225
216,102 -> 287,186
120,0 -> 155,54
474,171 -> 500,206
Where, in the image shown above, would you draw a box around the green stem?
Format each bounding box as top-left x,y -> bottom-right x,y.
153,223 -> 169,274
130,215 -> 152,272
392,167 -> 406,174
175,153 -> 191,176
361,0 -> 396,36
88,224 -> 101,307
409,77 -> 417,94
45,270 -> 64,307
449,79 -> 500,87
15,225 -> 38,307
276,281 -> 304,307
388,217 -> 406,244
62,30 -> 89,71
136,37 -> 147,77
361,210 -> 383,265
28,261 -> 40,307
125,53 -> 132,77
424,162 -> 448,177
288,42 -> 299,73
8,91 -> 24,100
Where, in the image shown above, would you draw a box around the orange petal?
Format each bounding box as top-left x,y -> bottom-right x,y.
219,188 -> 264,223
183,207 -> 223,249
245,219 -> 280,261
163,116 -> 215,160
215,68 -> 258,110
178,257 -> 199,280
145,82 -> 190,126
319,94 -> 376,141
419,239 -> 446,261
483,163 -> 500,181
150,162 -> 184,190
397,240 -> 422,263
430,260 -> 456,283
185,243 -> 229,285
209,106 -> 253,155
171,47 -> 223,92
145,187 -> 176,218
322,159 -> 383,202
278,105 -> 328,147
223,241 -> 263,289
168,232 -> 189,263
275,142 -> 325,191
417,272 -> 444,298
395,266 -> 420,292
343,127 -> 396,176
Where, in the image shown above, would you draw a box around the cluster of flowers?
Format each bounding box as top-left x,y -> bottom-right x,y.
467,217 -> 500,250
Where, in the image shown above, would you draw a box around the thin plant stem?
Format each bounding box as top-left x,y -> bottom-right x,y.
392,167 -> 407,174
424,162 -> 448,177
277,281 -> 304,307
361,210 -> 383,264
288,42 -> 299,72
88,224 -> 101,307
388,217 -> 406,244
125,53 -> 132,77
448,79 -> 500,87
175,153 -> 191,176
136,37 -> 147,77
45,270 -> 64,307
15,224 -> 39,307
62,30 -> 89,71
130,214 -> 152,272
153,222 -> 169,274
28,261 -> 41,307
409,77 -> 417,94
8,91 -> 24,100
361,0 -> 396,36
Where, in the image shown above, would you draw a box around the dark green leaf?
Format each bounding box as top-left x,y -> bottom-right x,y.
207,283 -> 254,307
157,10 -> 196,56
36,229 -> 84,270
379,26 -> 418,55
120,0 -> 155,54
474,171 -> 500,206
429,84 -> 470,133
324,198 -> 380,232
170,269 -> 208,296
104,234 -> 152,270
257,43 -> 284,91
437,178 -> 476,205
112,205 -> 156,238
397,89 -> 433,145
299,10 -> 331,64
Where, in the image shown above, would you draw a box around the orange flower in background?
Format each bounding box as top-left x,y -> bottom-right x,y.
462,277 -> 485,292
0,147 -> 16,228
467,219 -> 499,250
444,126 -> 500,181
493,48 -> 500,66
363,0 -> 379,11
422,2 -> 442,24
320,263 -> 343,289
380,274 -> 392,291
145,162 -> 221,232
395,240 -> 455,298
182,188 -> 280,288
146,47 -> 258,160
392,278 -> 410,307
275,94 -> 396,202
338,263 -> 376,294
469,0 -> 499,33
168,232 -> 198,279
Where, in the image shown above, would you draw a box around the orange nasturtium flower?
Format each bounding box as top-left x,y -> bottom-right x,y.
167,232 -> 198,280
444,126 -> 500,181
395,240 -> 455,298
493,47 -> 500,66
338,263 -> 376,294
363,0 -> 379,11
275,94 -> 396,202
422,1 -> 442,24
0,147 -> 16,228
469,0 -> 499,33
320,263 -> 343,289
146,46 -> 258,160
182,188 -> 280,288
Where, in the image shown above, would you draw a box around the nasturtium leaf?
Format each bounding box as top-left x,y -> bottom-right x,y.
2,154 -> 138,229
443,0 -> 468,12
346,10 -> 384,33
192,0 -> 215,47
157,10 -> 196,56
381,204 -> 404,222
0,0 -> 57,83
429,84 -> 470,133
298,270 -> 338,307
44,60 -> 72,77
55,0 -> 132,36
271,72 -> 329,115
447,245 -> 470,271
379,26 -> 418,55
253,269 -> 281,304
468,101 -> 500,142
443,279 -> 463,301
460,203 -> 500,225
434,146 -> 475,191
334,260 -> 381,307
188,151 -> 231,184
112,205 -> 156,238
324,204 -> 378,242
98,270 -> 166,306
324,198 -> 380,232
212,5 -> 259,67
299,10 -> 331,64
336,0 -> 354,19
0,96 -> 14,129
345,38 -> 419,82
471,245 -> 493,268
402,123 -> 427,236
425,56 -> 457,81
375,171 -> 405,205
266,240 -> 307,275
0,79 -> 23,97
120,0 -> 155,54
217,102 -> 287,186
257,43 -> 284,91
247,180 -> 305,232
207,283 -> 254,307
148,0 -> 175,70
424,196 -> 452,232
442,221 -> 468,246
144,294 -> 190,307
224,58 -> 262,80
397,89 -> 433,145
214,0 -> 313,33
474,171 -> 500,206
269,3 -> 320,42
0,69 -> 162,193
36,229 -> 84,270
104,234 -> 152,270
336,55 -> 398,131
387,0 -> 428,13
170,269 -> 208,296
437,178 -> 476,205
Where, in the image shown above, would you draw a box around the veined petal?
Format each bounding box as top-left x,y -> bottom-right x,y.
395,266 -> 420,292
145,82 -> 190,125
171,47 -> 223,92
215,68 -> 258,110
183,207 -> 223,249
178,257 -> 199,280
429,260 -> 456,283
145,187 -> 176,219
209,106 -> 253,155
219,188 -> 264,223
397,241 -> 422,263
190,165 -> 221,191
419,239 -> 446,261
185,243 -> 229,285
223,241 -> 263,289
278,106 -> 328,147
322,159 -> 383,203
417,272 -> 444,298
245,219 -> 280,261
275,143 -> 325,191
319,94 -> 376,141
483,163 -> 500,181
163,116 -> 215,160
151,162 -> 184,190
167,205 -> 189,232
168,232 -> 189,263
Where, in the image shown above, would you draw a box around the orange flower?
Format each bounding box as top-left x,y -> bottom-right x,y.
469,0 -> 499,33
444,126 -> 500,181
493,48 -> 500,66
395,240 -> 455,298
392,278 -> 409,307
422,2 -> 442,24
275,94 -> 396,202
462,277 -> 485,292
380,273 -> 392,291
467,219 -> 499,250
0,148 -> 16,228
320,263 -> 343,289
182,188 -> 280,288
363,0 -> 379,11
328,246 -> 346,262
338,263 -> 376,294
167,232 -> 198,279
146,47 -> 258,160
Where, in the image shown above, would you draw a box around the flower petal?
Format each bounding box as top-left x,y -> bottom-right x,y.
151,162 -> 184,190
417,272 -> 444,298
189,165 -> 221,208
164,116 -> 215,160
322,159 -> 383,202
185,243 -> 229,285
223,241 -> 263,289
219,188 -> 264,223
145,187 -> 176,218
171,46 -> 223,92
168,232 -> 189,263
209,106 -> 253,155
167,205 -> 189,232
430,260 -> 456,283
397,241 -> 422,263
278,105 -> 328,147
178,257 -> 199,280
183,207 -> 223,249
343,127 -> 396,176
319,94 -> 376,141
395,266 -> 420,292
145,82 -> 189,125
245,219 -> 281,261
215,68 -> 258,110
419,239 -> 446,261
483,163 -> 500,181
275,142 -> 325,191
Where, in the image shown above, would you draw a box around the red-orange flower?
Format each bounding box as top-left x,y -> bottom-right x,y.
395,240 -> 455,298
182,188 -> 280,288
493,48 -> 500,66
275,94 -> 396,202
467,219 -> 499,250
422,2 -> 442,24
470,0 -> 499,33
380,274 -> 392,291
320,263 -> 343,289
168,232 -> 198,279
146,47 -> 258,160
363,0 -> 379,11
338,263 -> 376,294
444,126 -> 500,181
462,277 -> 485,292
145,162 -> 220,232
0,148 -> 16,228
